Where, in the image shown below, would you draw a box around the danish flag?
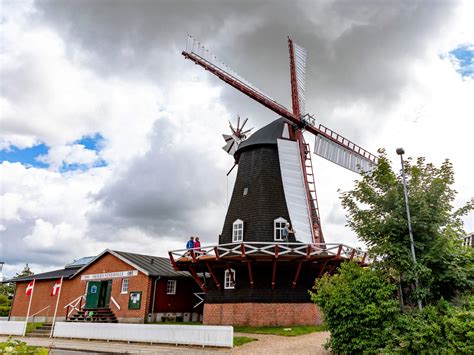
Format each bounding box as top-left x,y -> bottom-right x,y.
25,280 -> 35,296
51,278 -> 62,296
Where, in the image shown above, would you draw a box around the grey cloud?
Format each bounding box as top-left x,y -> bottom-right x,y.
90,117 -> 227,239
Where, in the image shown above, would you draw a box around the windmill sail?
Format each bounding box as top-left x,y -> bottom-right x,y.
313,125 -> 377,174
277,139 -> 314,244
183,36 -> 294,121
293,42 -> 307,115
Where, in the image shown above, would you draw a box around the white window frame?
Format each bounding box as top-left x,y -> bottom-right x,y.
224,269 -> 235,289
274,217 -> 288,241
121,279 -> 129,294
232,219 -> 244,242
167,280 -> 177,295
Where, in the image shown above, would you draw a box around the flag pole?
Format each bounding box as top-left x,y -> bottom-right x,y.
23,279 -> 35,336
50,276 -> 63,338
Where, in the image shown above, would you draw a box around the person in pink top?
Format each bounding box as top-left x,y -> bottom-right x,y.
194,237 -> 202,253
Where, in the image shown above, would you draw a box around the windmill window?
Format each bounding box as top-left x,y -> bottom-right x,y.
243,187 -> 248,196
224,269 -> 236,289
232,219 -> 244,242
167,280 -> 177,295
274,217 -> 288,241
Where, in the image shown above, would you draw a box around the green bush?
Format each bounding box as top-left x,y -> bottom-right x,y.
0,337 -> 48,354
0,294 -> 10,316
385,306 -> 445,352
385,297 -> 474,353
310,262 -> 399,352
0,306 -> 9,317
443,298 -> 474,353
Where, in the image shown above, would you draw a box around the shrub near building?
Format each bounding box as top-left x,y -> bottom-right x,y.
310,262 -> 399,352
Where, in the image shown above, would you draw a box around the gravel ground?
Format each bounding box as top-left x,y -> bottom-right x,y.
232,331 -> 330,354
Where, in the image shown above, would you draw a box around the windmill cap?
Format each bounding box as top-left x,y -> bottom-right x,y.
235,117 -> 290,156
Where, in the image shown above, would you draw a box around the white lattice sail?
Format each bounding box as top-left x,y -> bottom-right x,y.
277,139 -> 313,244
314,134 -> 375,174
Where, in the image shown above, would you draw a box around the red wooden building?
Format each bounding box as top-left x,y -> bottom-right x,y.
8,249 -> 201,323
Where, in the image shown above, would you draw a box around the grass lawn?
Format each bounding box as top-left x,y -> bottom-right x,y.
234,336 -> 257,347
234,324 -> 326,336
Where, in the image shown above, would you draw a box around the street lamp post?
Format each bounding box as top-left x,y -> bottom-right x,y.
396,148 -> 423,310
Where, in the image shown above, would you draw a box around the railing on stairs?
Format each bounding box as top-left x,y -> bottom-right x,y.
110,296 -> 121,311
64,294 -> 86,320
28,305 -> 50,324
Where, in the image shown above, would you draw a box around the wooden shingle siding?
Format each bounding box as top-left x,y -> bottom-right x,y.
220,146 -> 294,244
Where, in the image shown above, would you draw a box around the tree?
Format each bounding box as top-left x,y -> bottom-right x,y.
340,150 -> 473,304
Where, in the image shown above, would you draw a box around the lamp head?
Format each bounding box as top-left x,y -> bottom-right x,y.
396,148 -> 405,156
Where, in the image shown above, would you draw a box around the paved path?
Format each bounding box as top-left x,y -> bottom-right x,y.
232,331 -> 330,354
1,331 -> 330,354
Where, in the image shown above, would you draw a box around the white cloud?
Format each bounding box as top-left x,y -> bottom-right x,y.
0,1 -> 163,166
37,144 -> 100,171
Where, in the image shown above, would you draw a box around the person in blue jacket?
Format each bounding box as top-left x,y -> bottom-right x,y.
186,236 -> 195,250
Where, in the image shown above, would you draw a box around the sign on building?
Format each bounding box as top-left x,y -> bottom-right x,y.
81,270 -> 138,281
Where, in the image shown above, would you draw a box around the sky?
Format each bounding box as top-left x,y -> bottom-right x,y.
1,0 -> 473,278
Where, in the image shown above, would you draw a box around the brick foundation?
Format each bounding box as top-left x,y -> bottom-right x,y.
203,303 -> 322,326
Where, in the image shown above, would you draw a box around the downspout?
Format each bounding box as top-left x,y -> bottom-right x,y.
150,276 -> 160,321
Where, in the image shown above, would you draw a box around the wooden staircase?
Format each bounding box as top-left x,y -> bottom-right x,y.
26,323 -> 52,337
67,308 -> 118,323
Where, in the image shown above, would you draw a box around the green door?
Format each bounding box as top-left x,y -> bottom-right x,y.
104,280 -> 112,308
85,281 -> 101,309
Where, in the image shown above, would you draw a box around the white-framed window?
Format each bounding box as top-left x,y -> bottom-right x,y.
232,219 -> 244,242
167,280 -> 177,295
224,269 -> 235,289
121,279 -> 129,294
274,217 -> 288,241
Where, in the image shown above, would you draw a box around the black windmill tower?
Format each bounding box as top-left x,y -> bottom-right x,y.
169,36 -> 377,326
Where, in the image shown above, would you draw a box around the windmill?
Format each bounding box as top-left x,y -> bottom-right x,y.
169,35 -> 375,326
183,35 -> 376,243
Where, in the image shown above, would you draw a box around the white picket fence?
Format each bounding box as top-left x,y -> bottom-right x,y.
53,322 -> 233,348
0,321 -> 24,335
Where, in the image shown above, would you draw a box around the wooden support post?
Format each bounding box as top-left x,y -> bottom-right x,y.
336,244 -> 343,258
317,260 -> 329,278
327,263 -> 337,275
275,243 -> 279,258
188,266 -> 208,292
191,250 -> 197,263
241,243 -> 246,258
360,252 -> 367,265
271,259 -> 277,289
247,261 -> 254,289
349,249 -> 356,260
205,262 -> 221,290
214,246 -> 220,261
292,260 -> 303,289
306,245 -> 311,259
168,252 -> 179,271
